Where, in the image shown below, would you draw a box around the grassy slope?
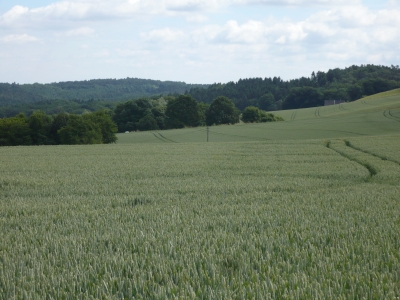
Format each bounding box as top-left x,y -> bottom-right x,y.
117,89 -> 400,144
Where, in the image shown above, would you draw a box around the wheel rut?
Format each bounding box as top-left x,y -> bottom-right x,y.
326,140 -> 377,180
344,140 -> 400,166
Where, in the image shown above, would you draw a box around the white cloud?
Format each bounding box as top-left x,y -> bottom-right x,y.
2,34 -> 38,43
190,19 -> 308,45
186,14 -> 208,22
93,50 -> 110,57
65,27 -> 95,36
387,0 -> 400,6
1,5 -> 29,24
158,4 -> 400,69
0,0 -> 364,29
141,28 -> 186,42
1,1 -> 399,84
235,0 -> 360,5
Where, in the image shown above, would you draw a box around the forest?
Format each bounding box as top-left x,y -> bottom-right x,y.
0,65 -> 399,118
188,64 -> 400,110
0,77 -> 208,106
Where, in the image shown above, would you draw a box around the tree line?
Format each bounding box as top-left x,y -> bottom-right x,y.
112,95 -> 283,133
187,64 -> 400,110
0,99 -> 119,119
1,64 -> 399,117
0,78 -> 208,106
0,95 -> 284,145
0,110 -> 117,146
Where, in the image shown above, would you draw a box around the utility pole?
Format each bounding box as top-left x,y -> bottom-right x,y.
207,126 -> 209,142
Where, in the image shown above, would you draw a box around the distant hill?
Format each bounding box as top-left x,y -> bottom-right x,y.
187,64 -> 400,111
0,78 -> 209,105
1,64 -> 400,116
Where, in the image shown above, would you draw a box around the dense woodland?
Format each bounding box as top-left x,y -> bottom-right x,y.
0,99 -> 119,119
0,77 -> 207,107
188,64 -> 400,110
1,65 -> 399,118
0,110 -> 117,146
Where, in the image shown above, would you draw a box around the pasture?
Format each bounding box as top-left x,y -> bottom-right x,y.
0,90 -> 399,298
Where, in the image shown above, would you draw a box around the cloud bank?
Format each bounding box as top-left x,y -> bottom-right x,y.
0,0 -> 398,84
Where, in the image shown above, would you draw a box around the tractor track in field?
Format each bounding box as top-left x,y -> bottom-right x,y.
361,99 -> 372,105
388,109 -> 400,120
344,140 -> 400,166
326,140 -> 377,179
383,110 -> 400,122
315,107 -> 322,117
339,103 -> 349,111
158,133 -> 177,143
290,111 -> 297,121
205,129 -> 271,141
152,132 -> 168,142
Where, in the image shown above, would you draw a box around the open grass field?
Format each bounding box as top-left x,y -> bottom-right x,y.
1,90 -> 400,298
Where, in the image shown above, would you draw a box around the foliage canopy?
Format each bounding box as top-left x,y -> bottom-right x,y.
206,96 -> 240,126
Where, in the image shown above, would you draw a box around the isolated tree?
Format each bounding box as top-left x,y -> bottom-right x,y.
165,95 -> 199,129
242,106 -> 261,123
206,96 -> 240,125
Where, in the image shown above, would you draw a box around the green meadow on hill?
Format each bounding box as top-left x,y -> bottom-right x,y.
1,90 -> 399,298
117,89 -> 400,143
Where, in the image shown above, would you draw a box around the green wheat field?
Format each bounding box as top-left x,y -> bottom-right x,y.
1,90 -> 400,298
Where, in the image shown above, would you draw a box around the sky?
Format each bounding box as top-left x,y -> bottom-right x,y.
0,0 -> 399,84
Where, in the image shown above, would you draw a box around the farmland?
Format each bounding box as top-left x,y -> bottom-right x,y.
1,91 -> 400,298
118,89 -> 400,144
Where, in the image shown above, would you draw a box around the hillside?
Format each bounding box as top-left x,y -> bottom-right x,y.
117,89 -> 400,144
188,64 -> 400,110
0,78 -> 209,106
1,65 -> 399,114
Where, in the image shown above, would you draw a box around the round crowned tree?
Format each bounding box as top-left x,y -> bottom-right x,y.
206,96 -> 240,126
241,106 -> 261,123
165,95 -> 199,129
